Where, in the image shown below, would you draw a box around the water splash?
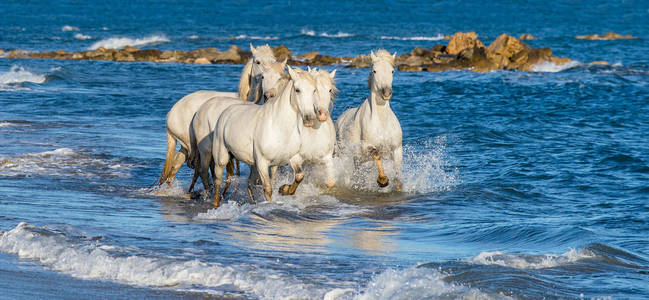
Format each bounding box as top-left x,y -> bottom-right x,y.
88,34 -> 170,50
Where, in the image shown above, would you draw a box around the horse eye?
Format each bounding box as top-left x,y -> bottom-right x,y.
261,75 -> 264,79
392,70 -> 394,73
256,61 -> 260,65
372,70 -> 376,74
329,89 -> 332,93
295,88 -> 301,93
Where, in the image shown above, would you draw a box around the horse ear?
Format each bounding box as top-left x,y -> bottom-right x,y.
250,43 -> 256,54
370,50 -> 376,60
330,69 -> 337,79
392,52 -> 397,59
287,65 -> 298,79
307,66 -> 311,72
281,58 -> 287,69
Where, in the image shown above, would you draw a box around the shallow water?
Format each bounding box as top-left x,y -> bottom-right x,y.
2,1 -> 649,299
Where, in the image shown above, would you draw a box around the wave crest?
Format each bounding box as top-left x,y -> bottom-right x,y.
380,34 -> 446,41
468,248 -> 596,269
88,34 -> 170,50
301,29 -> 354,38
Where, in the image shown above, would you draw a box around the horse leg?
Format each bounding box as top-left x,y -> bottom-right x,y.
221,160 -> 235,199
166,149 -> 187,185
254,158 -> 273,203
392,146 -> 403,192
235,159 -> 241,176
279,156 -> 304,195
187,170 -> 199,193
370,148 -> 389,188
198,150 -> 213,193
323,155 -> 336,188
270,166 -> 278,182
211,162 -> 226,207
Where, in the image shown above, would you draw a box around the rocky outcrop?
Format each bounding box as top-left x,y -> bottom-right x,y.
518,34 -> 536,40
3,32 -> 575,73
575,32 -> 638,40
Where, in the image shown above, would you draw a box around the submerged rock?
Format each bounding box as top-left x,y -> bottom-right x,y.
575,32 -> 638,40
590,61 -> 609,65
518,33 -> 536,40
193,57 -> 211,65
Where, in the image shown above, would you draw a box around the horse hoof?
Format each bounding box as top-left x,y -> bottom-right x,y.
279,184 -> 291,195
377,177 -> 389,188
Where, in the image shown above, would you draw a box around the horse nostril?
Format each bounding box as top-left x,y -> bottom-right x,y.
317,109 -> 328,121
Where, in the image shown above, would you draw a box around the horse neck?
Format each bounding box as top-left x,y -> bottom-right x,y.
264,80 -> 299,129
368,82 -> 392,117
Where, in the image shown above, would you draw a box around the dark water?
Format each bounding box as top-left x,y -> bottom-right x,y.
1,1 -> 649,299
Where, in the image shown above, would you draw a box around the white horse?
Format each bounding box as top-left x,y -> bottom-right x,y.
289,67 -> 338,190
212,66 -> 319,206
154,44 -> 276,187
335,49 -> 403,191
188,59 -> 287,193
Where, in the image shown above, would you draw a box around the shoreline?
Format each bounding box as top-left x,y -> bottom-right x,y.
1,31 -> 628,72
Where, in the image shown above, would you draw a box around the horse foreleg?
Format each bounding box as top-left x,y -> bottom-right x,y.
323,155 -> 336,188
280,156 -> 304,195
221,160 -> 235,199
187,171 -> 199,193
392,146 -> 403,192
370,149 -> 389,188
235,159 -> 241,176
212,162 -> 225,207
254,158 -> 273,203
166,149 -> 188,185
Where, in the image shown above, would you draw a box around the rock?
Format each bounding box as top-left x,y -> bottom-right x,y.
511,47 -> 552,71
575,32 -> 638,40
131,49 -> 162,61
394,53 -> 411,66
398,65 -> 423,72
310,54 -> 342,66
299,51 -> 318,60
446,32 -> 485,55
518,34 -> 536,40
455,46 -> 496,71
194,57 -> 211,65
443,35 -> 451,40
272,45 -> 291,62
402,55 -> 431,67
550,56 -> 572,65
7,49 -> 29,58
123,45 -> 139,52
433,54 -> 455,64
0,49 -> 4,56
114,51 -> 135,62
215,45 -> 242,64
486,33 -> 530,69
425,63 -> 456,72
347,55 -> 370,68
187,48 -> 221,61
411,47 -> 432,58
431,44 -> 447,55
590,61 -> 609,65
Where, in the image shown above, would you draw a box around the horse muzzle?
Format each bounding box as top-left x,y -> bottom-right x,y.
317,108 -> 329,122
303,114 -> 316,127
381,88 -> 392,101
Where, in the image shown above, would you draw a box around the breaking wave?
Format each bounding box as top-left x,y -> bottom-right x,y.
380,34 -> 446,41
467,248 -> 596,269
532,60 -> 581,72
61,25 -> 79,32
0,148 -> 132,178
74,33 -> 93,40
301,28 -> 354,38
0,65 -> 47,90
88,34 -> 170,50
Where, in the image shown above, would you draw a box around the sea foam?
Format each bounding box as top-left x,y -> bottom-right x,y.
380,34 -> 446,41
532,61 -> 581,73
301,29 -> 354,38
61,25 -> 79,32
467,248 -> 596,269
0,65 -> 47,85
0,222 -> 324,299
74,33 -> 93,40
88,34 -> 170,50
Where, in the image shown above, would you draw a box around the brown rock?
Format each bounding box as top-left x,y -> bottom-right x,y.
486,34 -> 531,69
0,49 -> 4,56
159,50 -> 184,62
8,49 -> 29,58
131,49 -> 162,61
394,53 -> 411,66
310,54 -> 342,66
123,45 -> 139,52
550,56 -> 572,65
402,55 -> 431,67
398,65 -> 423,72
425,63 -> 456,72
194,57 -> 211,65
446,32 -> 485,55
215,45 -> 242,64
272,45 -> 291,62
518,34 -> 536,40
575,32 -> 638,40
590,61 -> 609,65
431,44 -> 447,54
443,35 -> 451,40
433,54 -> 455,64
347,55 -> 370,68
411,47 -> 432,58
299,51 -> 318,60
56,49 -> 67,55
455,46 -> 497,71
114,51 -> 135,62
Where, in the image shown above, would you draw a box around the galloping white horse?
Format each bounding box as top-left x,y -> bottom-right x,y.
290,67 -> 337,189
212,66 -> 319,206
188,59 -> 287,193
154,44 -> 276,187
335,49 -> 403,191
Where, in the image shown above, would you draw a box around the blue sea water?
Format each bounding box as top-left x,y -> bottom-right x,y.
1,1 -> 649,299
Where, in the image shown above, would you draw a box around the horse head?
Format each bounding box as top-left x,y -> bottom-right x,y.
309,67 -> 337,122
287,66 -> 318,128
369,49 -> 396,101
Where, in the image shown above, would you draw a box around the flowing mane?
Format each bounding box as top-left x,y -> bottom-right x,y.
371,49 -> 395,66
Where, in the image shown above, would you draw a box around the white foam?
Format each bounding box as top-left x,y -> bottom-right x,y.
233,34 -> 279,40
468,248 -> 596,269
301,29 -> 354,38
333,136 -> 459,193
61,25 -> 79,32
0,222 -> 324,299
380,34 -> 446,41
0,65 -> 47,86
344,266 -> 504,300
532,60 -> 581,72
88,34 -> 170,50
188,35 -> 200,40
74,33 -> 93,40
0,148 -> 132,178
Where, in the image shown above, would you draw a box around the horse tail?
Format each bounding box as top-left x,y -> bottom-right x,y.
238,59 -> 253,101
158,130 -> 177,186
